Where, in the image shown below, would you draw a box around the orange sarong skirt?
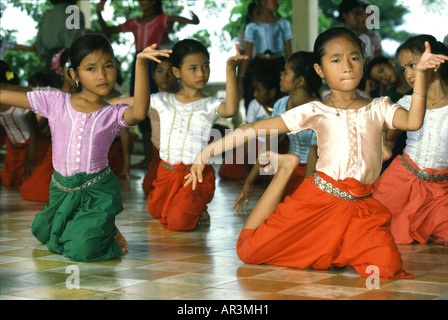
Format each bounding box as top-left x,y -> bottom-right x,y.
142,145 -> 161,195
237,172 -> 413,279
147,160 -> 215,231
373,152 -> 448,246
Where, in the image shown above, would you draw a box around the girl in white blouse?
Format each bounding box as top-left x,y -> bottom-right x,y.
146,39 -> 248,231
373,35 -> 448,246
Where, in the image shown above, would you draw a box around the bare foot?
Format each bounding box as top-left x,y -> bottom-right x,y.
198,210 -> 210,226
114,227 -> 129,254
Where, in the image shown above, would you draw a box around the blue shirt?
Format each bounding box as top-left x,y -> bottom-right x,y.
272,96 -> 317,164
244,19 -> 293,54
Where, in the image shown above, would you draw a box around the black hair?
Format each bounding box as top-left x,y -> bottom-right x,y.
0,60 -> 19,85
171,39 -> 210,69
50,0 -> 78,5
365,56 -> 391,80
68,34 -> 116,90
338,0 -> 362,20
153,0 -> 163,15
288,51 -> 322,98
313,27 -> 366,65
396,34 -> 448,81
28,72 -> 53,87
253,67 -> 281,97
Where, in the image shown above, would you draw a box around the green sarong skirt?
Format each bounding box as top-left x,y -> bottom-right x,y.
31,167 -> 123,262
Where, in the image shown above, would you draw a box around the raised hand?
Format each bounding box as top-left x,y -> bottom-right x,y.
226,44 -> 249,70
415,41 -> 448,72
137,44 -> 172,64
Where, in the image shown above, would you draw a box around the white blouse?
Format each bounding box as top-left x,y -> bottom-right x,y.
150,92 -> 224,165
397,95 -> 448,170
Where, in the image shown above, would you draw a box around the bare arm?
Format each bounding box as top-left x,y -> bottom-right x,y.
167,11 -> 200,27
96,0 -> 122,37
0,85 -> 32,110
186,116 -> 290,190
217,44 -> 249,118
123,44 -> 172,126
392,42 -> 448,131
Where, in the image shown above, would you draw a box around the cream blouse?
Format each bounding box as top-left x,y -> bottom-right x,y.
280,97 -> 401,184
150,92 -> 224,165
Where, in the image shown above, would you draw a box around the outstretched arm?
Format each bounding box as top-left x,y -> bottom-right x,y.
96,0 -> 122,37
185,116 -> 290,190
217,44 -> 249,118
123,44 -> 172,127
392,41 -> 448,131
0,84 -> 32,110
167,11 -> 200,27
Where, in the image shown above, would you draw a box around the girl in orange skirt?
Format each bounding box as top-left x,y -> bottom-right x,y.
146,40 -> 249,231
373,35 -> 448,246
187,27 -> 448,279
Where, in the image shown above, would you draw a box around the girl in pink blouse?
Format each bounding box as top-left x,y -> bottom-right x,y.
0,34 -> 172,262
186,27 -> 448,279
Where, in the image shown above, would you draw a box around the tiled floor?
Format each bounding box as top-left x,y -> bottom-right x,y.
1,161 -> 447,301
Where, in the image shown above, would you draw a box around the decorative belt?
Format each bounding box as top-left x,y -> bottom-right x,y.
400,155 -> 448,182
312,172 -> 372,201
256,51 -> 283,60
160,161 -> 191,173
51,167 -> 111,193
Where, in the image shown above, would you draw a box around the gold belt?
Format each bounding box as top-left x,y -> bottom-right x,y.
400,155 -> 448,182
51,167 -> 111,193
312,173 -> 372,202
160,161 -> 191,173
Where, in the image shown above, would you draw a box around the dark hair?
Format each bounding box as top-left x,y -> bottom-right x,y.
69,34 -> 115,71
396,34 -> 448,81
365,56 -> 391,80
171,39 -> 210,69
153,0 -> 164,15
313,27 -> 366,65
288,51 -> 322,98
338,0 -> 362,20
253,67 -> 282,98
28,72 -> 53,87
0,60 -> 19,85
50,0 -> 78,5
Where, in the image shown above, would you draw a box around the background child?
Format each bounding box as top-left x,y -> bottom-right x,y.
237,0 -> 293,110
0,61 -> 40,188
234,51 -> 321,213
0,34 -> 171,262
146,39 -> 248,231
373,34 -> 448,246
187,27 -> 447,279
142,56 -> 177,195
218,67 -> 283,181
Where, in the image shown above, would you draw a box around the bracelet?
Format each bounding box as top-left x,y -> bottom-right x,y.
412,92 -> 427,98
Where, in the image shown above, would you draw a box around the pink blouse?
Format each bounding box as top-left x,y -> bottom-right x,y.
119,14 -> 169,52
27,90 -> 132,177
280,97 -> 401,184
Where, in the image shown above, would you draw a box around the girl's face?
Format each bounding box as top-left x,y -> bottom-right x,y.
370,62 -> 397,86
72,50 -> 116,96
280,62 -> 299,94
343,7 -> 362,29
314,36 -> 364,93
138,0 -> 156,13
397,49 -> 422,88
173,52 -> 210,90
260,0 -> 280,13
253,80 -> 274,106
153,60 -> 175,92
